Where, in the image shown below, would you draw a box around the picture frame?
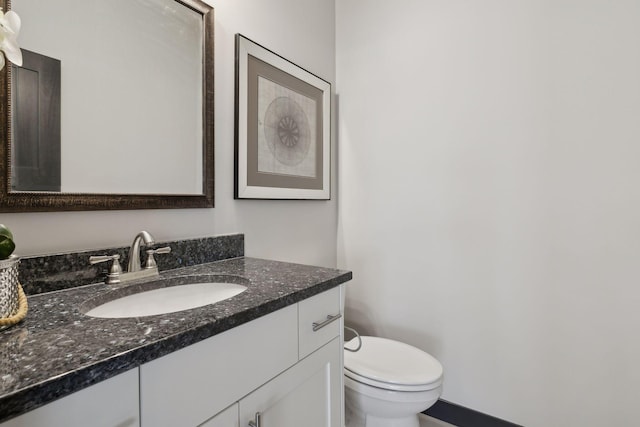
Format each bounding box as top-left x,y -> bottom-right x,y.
234,34 -> 331,200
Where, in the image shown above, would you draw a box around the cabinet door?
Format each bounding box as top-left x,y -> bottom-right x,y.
239,337 -> 342,427
199,404 -> 239,427
0,369 -> 139,427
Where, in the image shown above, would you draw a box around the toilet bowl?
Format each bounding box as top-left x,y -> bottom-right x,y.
344,336 -> 443,427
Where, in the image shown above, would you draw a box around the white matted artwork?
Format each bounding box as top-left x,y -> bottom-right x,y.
257,77 -> 317,178
235,34 -> 330,200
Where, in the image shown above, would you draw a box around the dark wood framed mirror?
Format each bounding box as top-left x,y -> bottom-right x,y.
0,0 -> 214,212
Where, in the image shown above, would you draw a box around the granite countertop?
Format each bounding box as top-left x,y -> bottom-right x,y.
0,257 -> 352,423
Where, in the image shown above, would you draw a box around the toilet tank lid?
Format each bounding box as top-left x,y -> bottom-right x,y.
344,336 -> 443,386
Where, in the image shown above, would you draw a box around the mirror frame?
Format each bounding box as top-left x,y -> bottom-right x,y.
0,0 -> 214,212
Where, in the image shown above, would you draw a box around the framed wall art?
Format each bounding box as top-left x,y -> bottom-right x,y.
234,34 -> 331,200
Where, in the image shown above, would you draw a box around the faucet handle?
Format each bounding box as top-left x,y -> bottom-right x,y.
144,246 -> 171,269
89,254 -> 123,284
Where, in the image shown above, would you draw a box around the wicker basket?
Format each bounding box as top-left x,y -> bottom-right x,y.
0,255 -> 20,318
0,255 -> 27,329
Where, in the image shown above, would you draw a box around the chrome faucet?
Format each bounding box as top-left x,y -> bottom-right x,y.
128,231 -> 155,273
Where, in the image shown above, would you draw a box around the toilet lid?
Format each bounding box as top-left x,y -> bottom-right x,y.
344,336 -> 443,391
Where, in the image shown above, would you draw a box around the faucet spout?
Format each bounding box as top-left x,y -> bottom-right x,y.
128,231 -> 155,272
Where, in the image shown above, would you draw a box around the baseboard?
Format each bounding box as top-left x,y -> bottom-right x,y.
424,399 -> 523,427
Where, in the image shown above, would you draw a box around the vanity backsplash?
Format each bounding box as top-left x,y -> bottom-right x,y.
18,234 -> 244,295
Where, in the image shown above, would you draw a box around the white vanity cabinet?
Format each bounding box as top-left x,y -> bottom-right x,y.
0,286 -> 344,427
0,368 -> 140,427
142,286 -> 344,427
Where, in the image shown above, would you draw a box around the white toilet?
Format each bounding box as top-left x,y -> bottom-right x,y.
344,336 -> 443,427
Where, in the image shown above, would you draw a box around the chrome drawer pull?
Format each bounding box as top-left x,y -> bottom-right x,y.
249,412 -> 262,427
312,313 -> 342,332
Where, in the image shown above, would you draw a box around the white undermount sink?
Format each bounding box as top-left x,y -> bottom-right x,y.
82,276 -> 248,318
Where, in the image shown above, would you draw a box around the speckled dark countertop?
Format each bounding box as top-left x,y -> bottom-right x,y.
0,257 -> 352,423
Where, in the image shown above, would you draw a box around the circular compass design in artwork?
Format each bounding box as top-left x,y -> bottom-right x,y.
263,96 -> 311,166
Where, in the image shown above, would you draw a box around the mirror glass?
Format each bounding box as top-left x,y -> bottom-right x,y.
0,0 -> 214,211
13,0 -> 202,194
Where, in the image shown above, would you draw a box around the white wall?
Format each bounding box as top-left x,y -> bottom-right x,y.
0,0 -> 337,269
336,1 -> 640,426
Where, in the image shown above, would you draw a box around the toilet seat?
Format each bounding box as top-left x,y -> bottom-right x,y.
344,336 -> 443,392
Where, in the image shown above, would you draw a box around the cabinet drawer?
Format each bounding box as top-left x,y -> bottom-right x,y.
140,305 -> 298,427
298,287 -> 342,359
